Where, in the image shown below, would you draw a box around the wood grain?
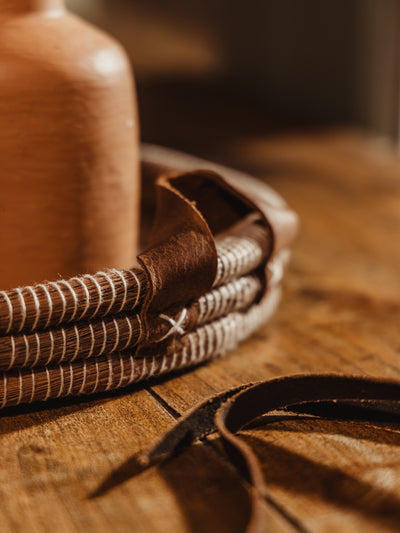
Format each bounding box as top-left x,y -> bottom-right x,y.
149,130 -> 400,532
1,129 -> 399,532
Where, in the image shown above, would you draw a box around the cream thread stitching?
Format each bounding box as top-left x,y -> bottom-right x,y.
59,328 -> 67,362
181,345 -> 188,367
123,315 -> 133,349
111,317 -> 120,353
38,284 -> 53,329
67,363 -> 74,396
188,333 -> 197,364
59,280 -> 78,321
116,355 -> 125,388
16,370 -> 24,406
8,336 -> 16,371
98,272 -> 116,315
16,288 -> 27,333
87,323 -> 96,358
148,356 -> 157,377
23,335 -> 30,367
78,361 -> 87,395
136,314 -> 143,343
99,321 -> 108,356
92,359 -> 100,393
83,274 -> 103,319
170,351 -> 178,371
205,323 -> 214,358
139,358 -> 147,380
33,333 -> 41,366
105,355 -> 113,391
30,370 -> 35,403
46,330 -> 55,366
159,355 -> 168,373
111,269 -> 128,313
128,354 -> 135,384
71,325 -> 80,362
157,308 -> 187,343
44,368 -> 51,401
197,327 -> 206,361
71,277 -> 90,321
57,366 -> 64,398
27,286 -> 41,331
49,281 -> 67,326
1,291 -> 13,334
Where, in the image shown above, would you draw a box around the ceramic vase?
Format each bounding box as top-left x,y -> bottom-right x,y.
0,0 -> 140,289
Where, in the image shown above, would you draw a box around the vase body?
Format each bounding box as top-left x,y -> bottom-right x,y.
0,0 -> 140,289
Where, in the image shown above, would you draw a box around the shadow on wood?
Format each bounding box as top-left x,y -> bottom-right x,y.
92,443 -> 252,533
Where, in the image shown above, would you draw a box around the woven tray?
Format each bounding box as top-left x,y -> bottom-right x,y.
0,145 -> 298,410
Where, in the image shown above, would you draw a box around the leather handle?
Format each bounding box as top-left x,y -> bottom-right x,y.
139,374 -> 400,533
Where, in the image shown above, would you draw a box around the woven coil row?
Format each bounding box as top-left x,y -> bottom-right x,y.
0,220 -> 287,410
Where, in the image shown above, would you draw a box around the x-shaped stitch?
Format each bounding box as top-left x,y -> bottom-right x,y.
157,308 -> 188,342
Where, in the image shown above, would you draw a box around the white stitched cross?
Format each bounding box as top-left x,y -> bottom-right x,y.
157,308 -> 188,342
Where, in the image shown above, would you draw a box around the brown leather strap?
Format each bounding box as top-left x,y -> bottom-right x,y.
139,374 -> 400,533
138,172 -> 218,314
137,146 -> 298,358
140,144 -> 299,258
139,145 -> 299,315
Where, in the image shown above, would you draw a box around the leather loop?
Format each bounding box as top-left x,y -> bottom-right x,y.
140,374 -> 400,533
138,154 -> 298,317
138,173 -> 217,314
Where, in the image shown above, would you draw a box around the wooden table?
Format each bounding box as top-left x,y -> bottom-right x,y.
1,128 -> 400,532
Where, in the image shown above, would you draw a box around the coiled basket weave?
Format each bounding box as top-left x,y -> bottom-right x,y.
0,145 -> 298,410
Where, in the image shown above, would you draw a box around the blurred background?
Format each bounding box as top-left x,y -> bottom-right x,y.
67,0 -> 400,155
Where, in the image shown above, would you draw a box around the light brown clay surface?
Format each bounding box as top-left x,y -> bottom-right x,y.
0,0 -> 140,290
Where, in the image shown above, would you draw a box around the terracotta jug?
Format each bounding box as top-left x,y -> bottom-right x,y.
0,0 -> 140,290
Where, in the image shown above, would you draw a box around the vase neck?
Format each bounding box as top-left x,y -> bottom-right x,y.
0,0 -> 64,14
